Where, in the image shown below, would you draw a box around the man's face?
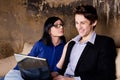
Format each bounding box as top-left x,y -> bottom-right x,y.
75,14 -> 96,38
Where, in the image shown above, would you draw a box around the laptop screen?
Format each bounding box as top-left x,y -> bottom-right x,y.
14,54 -> 52,80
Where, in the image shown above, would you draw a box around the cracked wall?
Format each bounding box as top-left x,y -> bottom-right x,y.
0,0 -> 120,53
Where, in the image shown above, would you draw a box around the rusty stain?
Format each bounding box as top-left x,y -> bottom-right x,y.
0,0 -> 120,52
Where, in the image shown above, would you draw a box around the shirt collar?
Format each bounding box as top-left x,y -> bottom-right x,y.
72,31 -> 96,44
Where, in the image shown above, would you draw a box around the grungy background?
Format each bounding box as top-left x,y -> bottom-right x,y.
0,0 -> 120,53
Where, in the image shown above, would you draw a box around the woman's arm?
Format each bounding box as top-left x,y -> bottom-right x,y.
57,42 -> 69,69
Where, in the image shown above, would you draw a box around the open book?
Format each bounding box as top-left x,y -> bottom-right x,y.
14,54 -> 52,80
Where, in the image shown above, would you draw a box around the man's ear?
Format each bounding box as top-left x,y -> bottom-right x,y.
92,20 -> 97,26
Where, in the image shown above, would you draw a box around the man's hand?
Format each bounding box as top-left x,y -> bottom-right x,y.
53,75 -> 74,80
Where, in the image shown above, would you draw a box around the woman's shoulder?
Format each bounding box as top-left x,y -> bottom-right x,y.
33,40 -> 45,47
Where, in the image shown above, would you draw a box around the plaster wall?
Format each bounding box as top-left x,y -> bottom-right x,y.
0,0 -> 120,53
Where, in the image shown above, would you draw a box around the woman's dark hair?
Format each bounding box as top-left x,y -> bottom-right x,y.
41,16 -> 66,45
74,5 -> 98,29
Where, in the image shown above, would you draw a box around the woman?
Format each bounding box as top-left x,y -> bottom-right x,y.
5,16 -> 66,80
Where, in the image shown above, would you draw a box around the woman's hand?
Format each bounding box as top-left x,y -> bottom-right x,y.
51,72 -> 59,78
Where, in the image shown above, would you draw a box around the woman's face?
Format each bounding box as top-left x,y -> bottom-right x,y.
49,20 -> 64,37
75,14 -> 96,38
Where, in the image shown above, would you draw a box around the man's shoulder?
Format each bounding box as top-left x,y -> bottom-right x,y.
96,34 -> 114,41
95,34 -> 115,46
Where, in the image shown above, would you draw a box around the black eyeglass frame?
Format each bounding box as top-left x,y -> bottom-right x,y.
53,24 -> 64,28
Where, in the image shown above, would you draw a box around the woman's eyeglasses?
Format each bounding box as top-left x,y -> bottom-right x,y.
53,24 -> 64,28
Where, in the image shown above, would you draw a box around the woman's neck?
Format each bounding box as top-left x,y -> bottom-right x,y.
51,37 -> 61,46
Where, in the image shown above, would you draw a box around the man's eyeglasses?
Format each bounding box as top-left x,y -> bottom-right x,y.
53,24 -> 64,28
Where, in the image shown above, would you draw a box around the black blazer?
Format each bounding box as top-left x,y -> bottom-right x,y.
59,35 -> 117,80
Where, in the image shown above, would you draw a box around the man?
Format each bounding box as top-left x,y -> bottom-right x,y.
54,4 -> 117,80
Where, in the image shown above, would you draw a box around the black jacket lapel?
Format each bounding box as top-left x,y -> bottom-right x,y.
75,42 -> 94,74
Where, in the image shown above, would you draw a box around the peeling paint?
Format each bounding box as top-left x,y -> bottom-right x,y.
0,0 -> 120,50
46,0 -> 79,7
114,0 -> 120,15
106,2 -> 110,25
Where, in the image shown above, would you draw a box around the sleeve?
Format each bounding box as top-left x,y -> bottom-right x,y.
4,70 -> 24,80
14,41 -> 42,70
28,41 -> 41,57
74,77 -> 81,80
13,41 -> 42,70
54,66 -> 61,72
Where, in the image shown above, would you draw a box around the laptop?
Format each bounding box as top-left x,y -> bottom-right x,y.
14,54 -> 52,80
